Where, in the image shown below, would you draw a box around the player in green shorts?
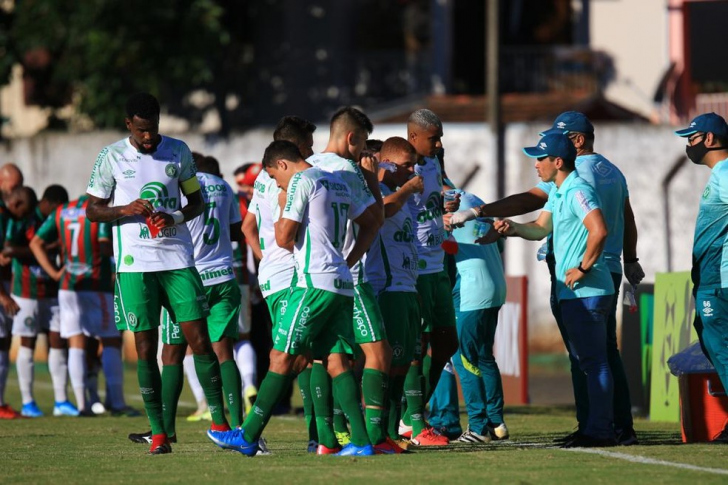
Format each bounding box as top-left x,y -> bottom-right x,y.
86,93 -> 228,454
208,140 -> 375,456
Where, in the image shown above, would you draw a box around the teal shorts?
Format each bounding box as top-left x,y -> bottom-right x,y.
162,279 -> 241,344
416,270 -> 457,333
273,287 -> 354,358
353,282 -> 387,345
115,268 -> 209,332
378,291 -> 421,367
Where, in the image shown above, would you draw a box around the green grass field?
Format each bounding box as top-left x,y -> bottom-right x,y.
3,365 -> 728,485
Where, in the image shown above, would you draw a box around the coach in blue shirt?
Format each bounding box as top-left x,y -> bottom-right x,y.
675,112 -> 728,443
495,133 -> 616,447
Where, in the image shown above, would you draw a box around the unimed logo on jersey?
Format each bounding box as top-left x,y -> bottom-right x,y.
140,182 -> 178,209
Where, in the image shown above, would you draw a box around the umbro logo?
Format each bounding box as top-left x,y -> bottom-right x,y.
556,121 -> 566,129
703,300 -> 714,317
539,142 -> 547,150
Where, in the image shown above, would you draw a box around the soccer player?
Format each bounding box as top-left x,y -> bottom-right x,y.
0,182 -> 20,419
4,185 -> 72,417
209,140 -> 375,456
495,133 -> 616,447
85,92 -> 228,454
0,163 -> 23,200
308,107 -> 391,450
674,113 -> 728,442
400,109 -> 458,444
29,193 -> 136,416
365,136 -> 425,451
448,111 -> 644,445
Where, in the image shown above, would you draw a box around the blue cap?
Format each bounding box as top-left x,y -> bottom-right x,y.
539,111 -> 594,136
675,112 -> 728,138
522,133 -> 577,164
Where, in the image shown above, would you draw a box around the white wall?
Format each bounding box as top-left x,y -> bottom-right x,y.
0,122 -> 706,348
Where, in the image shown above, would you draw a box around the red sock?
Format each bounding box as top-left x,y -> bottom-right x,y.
210,422 -> 231,432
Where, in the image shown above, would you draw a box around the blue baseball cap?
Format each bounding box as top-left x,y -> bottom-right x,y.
539,111 -> 594,136
674,112 -> 728,138
522,133 -> 577,164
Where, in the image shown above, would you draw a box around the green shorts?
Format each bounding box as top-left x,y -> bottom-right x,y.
273,287 -> 354,358
353,282 -> 387,344
265,288 -> 290,332
115,268 -> 209,333
161,279 -> 241,344
416,270 -> 456,333
378,291 -> 421,367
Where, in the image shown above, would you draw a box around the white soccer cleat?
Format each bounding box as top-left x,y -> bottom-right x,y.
488,423 -> 509,440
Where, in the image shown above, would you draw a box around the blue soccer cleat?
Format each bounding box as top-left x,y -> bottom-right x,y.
53,401 -> 80,417
207,428 -> 258,456
335,443 -> 375,456
21,401 -> 44,418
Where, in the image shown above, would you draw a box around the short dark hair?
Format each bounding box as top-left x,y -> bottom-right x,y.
41,184 -> 69,205
125,93 -> 160,120
9,186 -> 37,207
330,106 -> 373,135
716,135 -> 728,148
380,137 -> 416,160
365,139 -> 383,153
273,116 -> 316,146
197,156 -> 221,177
262,140 -> 304,169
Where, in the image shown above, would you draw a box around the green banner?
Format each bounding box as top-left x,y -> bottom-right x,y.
649,272 -> 697,422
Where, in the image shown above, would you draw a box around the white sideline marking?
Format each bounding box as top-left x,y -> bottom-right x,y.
564,448 -> 728,476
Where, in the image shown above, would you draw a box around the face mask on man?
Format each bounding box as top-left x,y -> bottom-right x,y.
686,137 -> 724,164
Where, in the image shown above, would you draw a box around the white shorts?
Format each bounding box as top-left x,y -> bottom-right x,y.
59,289 -> 118,339
11,296 -> 60,337
238,284 -> 251,334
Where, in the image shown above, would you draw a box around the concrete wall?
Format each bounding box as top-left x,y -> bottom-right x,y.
0,122 -> 707,349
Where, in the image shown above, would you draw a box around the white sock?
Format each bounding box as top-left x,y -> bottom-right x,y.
0,350 -> 8,406
16,346 -> 34,404
101,346 -> 125,410
68,348 -> 86,410
183,354 -> 206,407
234,340 -> 257,392
48,348 -> 69,403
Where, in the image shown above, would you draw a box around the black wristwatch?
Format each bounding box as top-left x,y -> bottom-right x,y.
577,263 -> 591,274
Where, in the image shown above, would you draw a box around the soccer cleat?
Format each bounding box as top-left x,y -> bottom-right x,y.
398,419 -> 413,439
21,401 -> 44,418
78,408 -> 97,417
616,427 -> 638,446
187,407 -> 212,422
411,427 -> 450,446
436,425 -> 464,440
307,440 -> 319,453
393,438 -> 411,451
129,431 -> 177,444
316,444 -> 342,455
256,437 -> 271,456
373,437 -> 406,455
487,423 -> 510,441
560,434 -> 617,448
206,428 -> 258,456
553,429 -> 581,444
110,406 -> 142,417
149,434 -> 172,455
457,426 -> 492,444
335,443 -> 375,456
244,386 -> 258,416
335,430 -> 351,447
0,404 -> 21,419
53,401 -> 80,417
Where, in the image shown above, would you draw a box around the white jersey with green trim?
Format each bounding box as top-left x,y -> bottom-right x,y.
407,156 -> 445,274
248,170 -> 295,298
281,167 -> 366,296
182,172 -> 241,286
366,184 -> 419,294
307,152 -> 376,286
86,136 -> 197,272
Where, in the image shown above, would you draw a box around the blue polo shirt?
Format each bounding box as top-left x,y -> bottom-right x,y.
535,153 -> 629,274
693,158 -> 728,290
543,171 -> 615,301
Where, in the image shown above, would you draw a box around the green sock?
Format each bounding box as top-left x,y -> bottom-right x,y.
404,363 -> 425,436
422,353 -> 433,401
388,374 -> 406,439
362,369 -> 388,445
333,371 -> 370,447
161,364 -> 184,438
137,359 -> 164,436
297,367 -> 318,442
332,394 -> 349,435
311,362 -> 337,449
193,353 -> 228,427
220,360 -> 243,428
242,371 -> 292,443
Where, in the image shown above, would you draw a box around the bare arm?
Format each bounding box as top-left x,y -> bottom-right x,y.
359,156 -> 384,226
275,218 -> 299,252
241,211 -> 262,260
480,188 -> 549,217
623,197 -> 638,261
86,194 -> 153,223
494,210 -> 553,241
346,208 -> 380,268
382,176 -> 423,218
564,209 -> 608,289
148,188 -> 205,229
29,235 -> 63,281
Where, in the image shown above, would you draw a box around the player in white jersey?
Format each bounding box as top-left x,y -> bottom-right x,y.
308,107 -> 393,449
209,140 -> 375,456
86,93 -> 228,454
